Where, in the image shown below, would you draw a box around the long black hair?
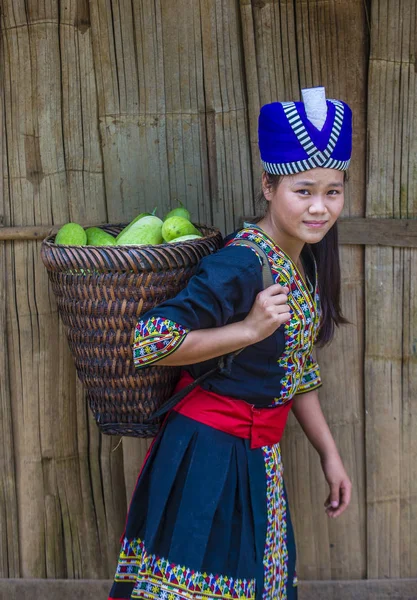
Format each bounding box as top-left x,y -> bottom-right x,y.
255,172 -> 348,346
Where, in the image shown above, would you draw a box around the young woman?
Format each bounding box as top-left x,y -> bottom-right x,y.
108,88 -> 352,600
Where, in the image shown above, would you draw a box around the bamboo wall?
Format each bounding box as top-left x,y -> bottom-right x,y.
0,0 -> 415,591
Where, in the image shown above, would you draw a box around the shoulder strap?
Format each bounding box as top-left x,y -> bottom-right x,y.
147,363 -> 220,421
229,238 -> 274,288
146,236 -> 275,423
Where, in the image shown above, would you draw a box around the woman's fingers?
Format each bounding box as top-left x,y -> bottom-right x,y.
324,480 -> 352,518
260,284 -> 290,309
337,480 -> 352,514
264,293 -> 289,305
263,302 -> 291,317
262,299 -> 290,314
263,283 -> 289,296
244,283 -> 292,341
329,482 -> 340,507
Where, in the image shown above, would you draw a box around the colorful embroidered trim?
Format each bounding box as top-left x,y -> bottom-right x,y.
295,354 -> 322,394
227,228 -> 322,405
133,316 -> 189,368
262,443 -> 289,599
114,536 -> 256,599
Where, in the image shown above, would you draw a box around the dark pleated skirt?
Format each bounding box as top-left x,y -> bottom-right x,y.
108,411 -> 297,600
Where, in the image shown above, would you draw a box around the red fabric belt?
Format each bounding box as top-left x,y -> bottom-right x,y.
172,371 -> 292,449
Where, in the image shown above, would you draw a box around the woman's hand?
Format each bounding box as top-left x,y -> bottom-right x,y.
321,452 -> 352,518
243,283 -> 291,343
155,285 -> 289,366
155,284 -> 290,365
292,391 -> 352,518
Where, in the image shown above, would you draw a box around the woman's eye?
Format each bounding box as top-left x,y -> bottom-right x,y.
327,189 -> 341,196
296,189 -> 310,196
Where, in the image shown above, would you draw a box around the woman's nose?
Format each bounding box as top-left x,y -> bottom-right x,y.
308,196 -> 328,214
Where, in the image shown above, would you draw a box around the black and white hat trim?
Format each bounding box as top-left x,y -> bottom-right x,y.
262,157 -> 350,175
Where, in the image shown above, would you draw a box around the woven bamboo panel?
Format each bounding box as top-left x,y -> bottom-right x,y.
1,0 -> 416,587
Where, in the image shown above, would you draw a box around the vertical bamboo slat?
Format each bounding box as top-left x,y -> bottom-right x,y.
401,251 -> 417,576
0,37 -> 20,577
237,1 -> 260,192
199,0 -> 254,232
60,0 -> 108,225
240,0 -> 368,580
3,0 -> 64,576
366,0 -> 417,579
89,0 -> 170,223
302,0 -> 368,581
158,0 -> 208,223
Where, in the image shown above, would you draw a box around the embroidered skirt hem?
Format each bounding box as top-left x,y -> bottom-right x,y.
108,412 -> 298,600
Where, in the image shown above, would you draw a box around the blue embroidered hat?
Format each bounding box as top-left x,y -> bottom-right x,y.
259,87 -> 352,175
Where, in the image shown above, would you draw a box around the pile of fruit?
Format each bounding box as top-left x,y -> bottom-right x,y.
54,204 -> 203,247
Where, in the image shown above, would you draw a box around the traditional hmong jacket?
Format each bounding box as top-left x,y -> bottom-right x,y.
132,226 -> 322,407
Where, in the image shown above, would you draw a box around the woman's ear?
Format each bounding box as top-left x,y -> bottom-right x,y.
261,171 -> 273,201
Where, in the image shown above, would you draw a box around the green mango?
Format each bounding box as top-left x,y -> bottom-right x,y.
162,216 -> 200,242
163,201 -> 191,222
86,227 -> 116,246
116,212 -> 152,242
117,215 -> 164,246
55,222 -> 87,246
168,234 -> 202,243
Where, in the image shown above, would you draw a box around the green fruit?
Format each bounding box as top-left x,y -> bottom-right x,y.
86,227 -> 116,246
55,222 -> 87,246
168,234 -> 202,243
116,212 -> 152,242
163,201 -> 191,222
117,215 -> 164,246
162,216 -> 199,242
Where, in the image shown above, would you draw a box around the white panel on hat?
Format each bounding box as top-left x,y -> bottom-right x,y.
301,87 -> 327,131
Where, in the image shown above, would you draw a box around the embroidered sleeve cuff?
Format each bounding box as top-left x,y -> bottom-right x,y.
295,361 -> 322,394
133,316 -> 189,368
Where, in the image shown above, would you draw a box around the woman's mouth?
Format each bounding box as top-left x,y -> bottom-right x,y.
303,220 -> 329,228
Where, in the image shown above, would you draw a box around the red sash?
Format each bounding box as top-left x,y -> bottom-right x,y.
173,371 -> 292,449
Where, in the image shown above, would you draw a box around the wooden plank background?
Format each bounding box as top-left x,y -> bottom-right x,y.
366,0 -> 417,580
0,0 -> 415,589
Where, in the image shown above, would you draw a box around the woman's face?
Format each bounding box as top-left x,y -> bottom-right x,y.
263,167 -> 345,246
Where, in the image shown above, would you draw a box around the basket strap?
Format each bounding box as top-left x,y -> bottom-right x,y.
229,239 -> 274,288
145,364 -> 219,421
147,240 -> 274,421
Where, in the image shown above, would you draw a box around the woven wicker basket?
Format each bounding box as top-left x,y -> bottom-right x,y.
41,223 -> 223,438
